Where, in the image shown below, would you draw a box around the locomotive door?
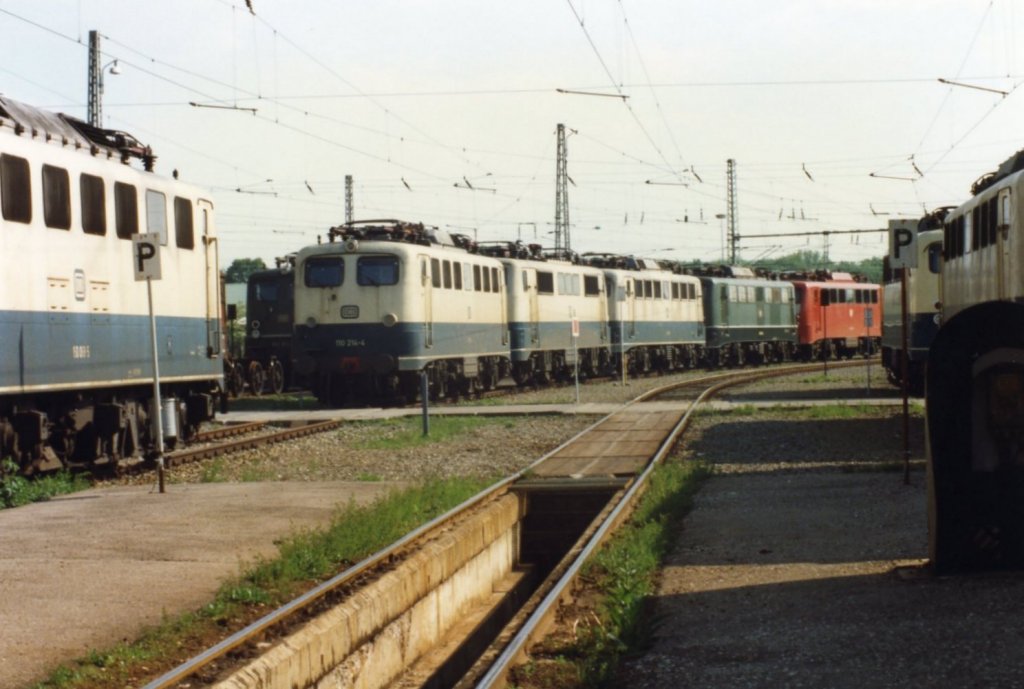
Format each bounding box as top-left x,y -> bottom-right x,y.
626,278 -> 636,339
525,268 -> 540,344
420,257 -> 433,348
199,200 -> 221,356
998,188 -> 1012,301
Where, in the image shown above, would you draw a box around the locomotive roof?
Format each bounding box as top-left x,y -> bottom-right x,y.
0,95 -> 154,166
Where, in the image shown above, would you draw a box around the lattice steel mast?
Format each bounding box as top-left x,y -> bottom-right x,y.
727,158 -> 738,264
554,123 -> 570,253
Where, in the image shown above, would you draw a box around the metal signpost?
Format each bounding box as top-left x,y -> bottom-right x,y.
864,307 -> 873,395
889,219 -> 917,486
571,316 -> 580,405
133,233 -> 166,493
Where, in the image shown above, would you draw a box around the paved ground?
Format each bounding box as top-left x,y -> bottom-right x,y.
622,460 -> 1024,687
0,481 -> 402,689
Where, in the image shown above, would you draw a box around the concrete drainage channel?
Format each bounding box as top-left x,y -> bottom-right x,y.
213,479 -> 623,689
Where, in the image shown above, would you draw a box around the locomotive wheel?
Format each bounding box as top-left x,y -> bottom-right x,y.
267,360 -> 285,395
248,362 -> 266,397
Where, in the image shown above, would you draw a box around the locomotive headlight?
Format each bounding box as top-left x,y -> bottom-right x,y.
382,312 -> 399,327
305,316 -> 318,328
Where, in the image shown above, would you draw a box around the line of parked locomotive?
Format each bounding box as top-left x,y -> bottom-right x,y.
0,97 -> 224,475
240,219 -> 882,407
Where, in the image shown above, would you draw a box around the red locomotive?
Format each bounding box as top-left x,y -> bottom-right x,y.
786,271 -> 882,359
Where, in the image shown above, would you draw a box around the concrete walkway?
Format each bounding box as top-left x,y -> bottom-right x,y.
0,481 -> 402,689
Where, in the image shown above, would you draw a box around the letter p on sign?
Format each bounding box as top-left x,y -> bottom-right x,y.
888,219 -> 917,270
133,233 -> 162,281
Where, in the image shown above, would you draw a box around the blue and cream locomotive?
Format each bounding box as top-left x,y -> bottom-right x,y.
292,221 -> 509,405
926,149 -> 1024,572
0,97 -> 223,473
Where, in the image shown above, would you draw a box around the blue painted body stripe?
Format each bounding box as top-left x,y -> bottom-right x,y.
0,310 -> 221,394
609,320 -> 704,354
881,313 -> 939,358
296,321 -> 508,372
508,320 -> 607,361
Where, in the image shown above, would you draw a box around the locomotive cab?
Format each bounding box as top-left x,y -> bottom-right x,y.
926,301 -> 1024,572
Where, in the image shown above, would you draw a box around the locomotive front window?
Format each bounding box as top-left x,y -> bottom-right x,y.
0,153 -> 31,223
80,174 -> 106,236
114,182 -> 138,239
357,256 -> 399,286
928,242 -> 942,274
42,164 -> 71,230
305,257 -> 344,287
252,281 -> 278,302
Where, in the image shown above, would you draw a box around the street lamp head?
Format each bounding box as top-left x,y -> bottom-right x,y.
108,60 -> 121,76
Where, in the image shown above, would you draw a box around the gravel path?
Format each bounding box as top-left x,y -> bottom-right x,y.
616,372 -> 1024,689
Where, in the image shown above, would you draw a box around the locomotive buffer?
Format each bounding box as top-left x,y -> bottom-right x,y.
133,233 -> 167,493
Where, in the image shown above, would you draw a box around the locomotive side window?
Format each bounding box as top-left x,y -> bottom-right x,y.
987,197 -> 998,245
537,271 -> 554,295
80,174 -> 106,236
482,265 -> 492,292
305,256 -> 344,287
671,283 -> 680,300
0,153 -> 31,223
357,256 -> 399,286
928,242 -> 942,273
476,265 -> 484,292
454,262 -> 463,290
174,196 -> 194,250
491,267 -> 500,292
114,182 -> 138,239
442,260 -> 452,289
653,281 -> 662,299
585,274 -> 600,296
42,164 -> 71,230
145,189 -> 167,245
431,258 -> 441,288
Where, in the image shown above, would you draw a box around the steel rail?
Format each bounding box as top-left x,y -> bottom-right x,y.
143,359 -> 868,689
473,360 -> 865,688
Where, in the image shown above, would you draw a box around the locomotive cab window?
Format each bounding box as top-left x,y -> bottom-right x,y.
174,197 -> 194,249
305,256 -> 344,287
114,182 -> 138,239
1,153 -> 31,223
584,274 -> 600,296
80,174 -> 105,236
537,271 -> 554,295
145,189 -> 168,245
357,256 -> 399,286
42,164 -> 71,230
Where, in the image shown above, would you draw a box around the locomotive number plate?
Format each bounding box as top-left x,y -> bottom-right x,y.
72,345 -> 91,359
335,339 -> 366,347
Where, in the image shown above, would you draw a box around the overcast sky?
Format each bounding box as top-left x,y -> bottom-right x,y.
2,0 -> 1022,267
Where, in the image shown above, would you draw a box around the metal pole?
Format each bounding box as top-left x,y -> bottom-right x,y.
900,269 -> 911,485
574,337 -> 580,405
420,369 -> 430,437
147,277 -> 165,493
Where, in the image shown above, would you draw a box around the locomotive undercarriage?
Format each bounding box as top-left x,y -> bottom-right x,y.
315,356 -> 510,407
705,341 -> 794,368
799,337 -> 881,362
0,387 -> 216,475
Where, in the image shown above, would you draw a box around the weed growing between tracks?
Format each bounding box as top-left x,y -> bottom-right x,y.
30,476 -> 492,689
0,459 -> 91,509
509,459 -> 711,689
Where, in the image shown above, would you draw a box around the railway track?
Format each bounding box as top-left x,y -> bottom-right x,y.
143,360 -> 867,689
